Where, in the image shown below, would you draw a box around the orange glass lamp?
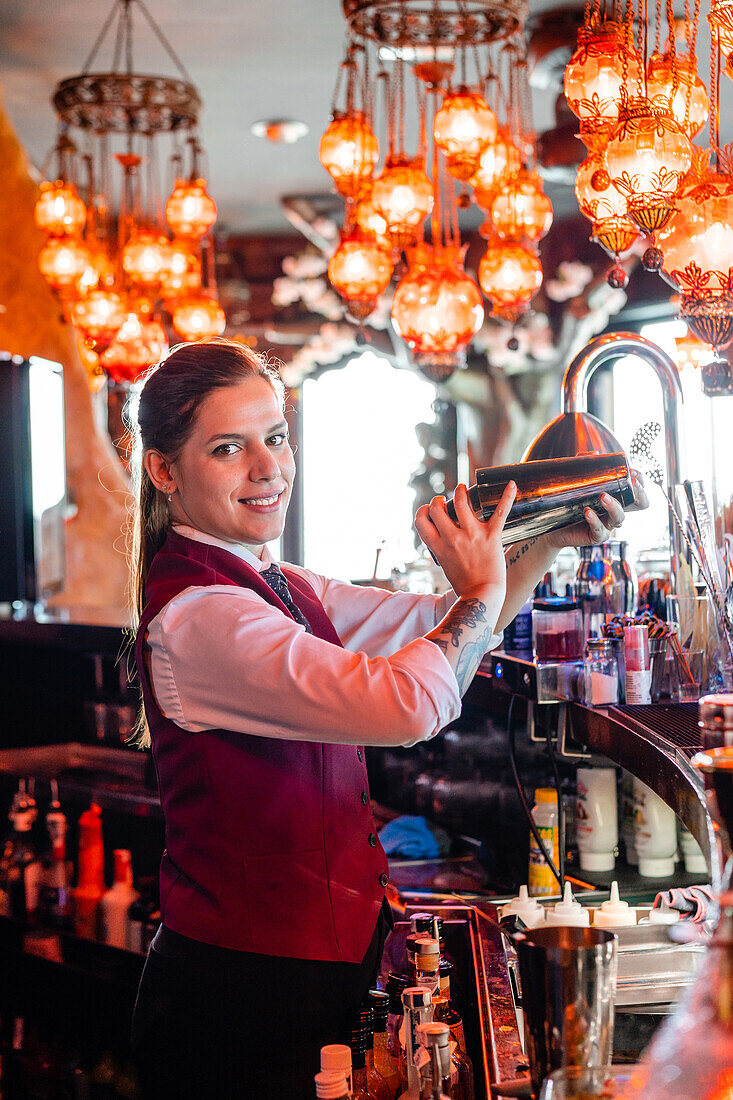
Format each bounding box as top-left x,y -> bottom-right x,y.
318,110 -> 379,199
171,294 -> 227,341
161,240 -> 202,298
656,169 -> 733,349
574,152 -> 639,257
38,236 -> 94,295
491,169 -> 553,242
354,193 -> 391,249
34,180 -> 87,237
709,0 -> 733,69
470,128 -> 522,209
101,311 -> 169,384
605,98 -> 693,233
70,290 -> 126,352
165,178 -> 217,240
327,230 -> 394,320
121,230 -> 175,292
478,238 -> 543,321
391,244 -> 484,377
371,155 -> 434,249
646,53 -> 709,137
564,19 -> 644,151
433,88 -> 498,181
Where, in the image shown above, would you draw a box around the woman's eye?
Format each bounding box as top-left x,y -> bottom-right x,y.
268,433 -> 288,446
212,443 -> 239,456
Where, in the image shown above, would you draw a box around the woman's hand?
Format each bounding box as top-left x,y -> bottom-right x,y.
542,469 -> 649,550
415,481 -> 517,606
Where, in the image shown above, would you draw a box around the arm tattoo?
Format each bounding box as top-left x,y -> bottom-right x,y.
454,626 -> 494,693
507,536 -> 538,566
440,597 -> 487,648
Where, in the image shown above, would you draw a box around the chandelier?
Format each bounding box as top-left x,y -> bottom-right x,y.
319,0 -> 552,381
35,0 -> 224,389
564,0 -> 733,358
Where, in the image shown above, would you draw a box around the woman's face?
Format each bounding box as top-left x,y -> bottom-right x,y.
148,376 -> 295,551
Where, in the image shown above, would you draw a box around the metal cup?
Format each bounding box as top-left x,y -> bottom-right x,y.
514,924 -> 617,1098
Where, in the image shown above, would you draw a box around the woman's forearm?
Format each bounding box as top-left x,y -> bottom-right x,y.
494,535 -> 558,633
426,592 -> 500,695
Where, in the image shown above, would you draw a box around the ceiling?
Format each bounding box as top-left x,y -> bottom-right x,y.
0,1 -> 728,239
0,0 -> 578,236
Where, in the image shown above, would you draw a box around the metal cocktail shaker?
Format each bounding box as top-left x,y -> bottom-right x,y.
445,453 -> 635,545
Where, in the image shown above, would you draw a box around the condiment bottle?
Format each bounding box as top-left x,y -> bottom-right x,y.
500,885 -> 546,929
74,802 -> 105,938
528,788 -> 560,897
593,881 -> 636,928
544,882 -> 590,927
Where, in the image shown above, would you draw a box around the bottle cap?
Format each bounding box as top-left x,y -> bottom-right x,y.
387,972 -> 410,1014
320,1044 -> 352,1074
412,913 -> 444,941
648,902 -> 680,924
417,1022 -> 450,1046
402,986 -> 432,1010
501,884 -> 546,929
414,935 -> 440,966
113,849 -> 133,885
314,1071 -> 349,1099
545,882 -> 590,927
368,989 -> 389,1028
593,881 -> 636,928
533,596 -> 580,612
535,788 -> 558,804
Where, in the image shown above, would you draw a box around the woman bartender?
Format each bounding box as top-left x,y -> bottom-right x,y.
128,338 -> 640,1098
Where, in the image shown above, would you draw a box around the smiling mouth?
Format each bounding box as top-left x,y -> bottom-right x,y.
238,491 -> 283,508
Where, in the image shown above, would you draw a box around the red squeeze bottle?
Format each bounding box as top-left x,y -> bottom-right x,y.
74,803 -> 105,939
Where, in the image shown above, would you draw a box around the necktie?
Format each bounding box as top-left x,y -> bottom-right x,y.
260,564 -> 313,634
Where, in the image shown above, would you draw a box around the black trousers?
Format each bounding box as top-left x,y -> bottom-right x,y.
130,903 -> 391,1099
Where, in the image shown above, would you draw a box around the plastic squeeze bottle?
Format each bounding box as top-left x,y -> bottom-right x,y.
74,803 -> 105,938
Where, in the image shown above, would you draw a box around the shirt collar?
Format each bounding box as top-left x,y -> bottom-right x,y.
171,524 -> 273,573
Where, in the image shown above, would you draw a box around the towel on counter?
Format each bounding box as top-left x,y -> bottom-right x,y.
378,815 -> 443,859
654,885 -> 714,922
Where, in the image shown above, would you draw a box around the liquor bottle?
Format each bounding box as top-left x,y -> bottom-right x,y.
432,960 -> 466,1053
314,1070 -> 351,1099
73,803 -> 105,939
0,790 -> 42,920
321,1044 -> 353,1096
359,1007 -> 390,1100
369,989 -> 401,1100
412,937 -> 441,999
417,1023 -> 452,1099
37,782 -> 72,930
397,987 -> 433,1100
99,849 -> 139,949
350,1022 -> 381,1100
386,973 -> 410,1092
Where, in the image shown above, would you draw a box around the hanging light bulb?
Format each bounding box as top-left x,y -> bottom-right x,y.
469,128 -> 522,209
172,294 -> 227,341
478,238 -> 543,321
318,110 -> 379,199
564,19 -> 644,151
391,243 -> 484,376
574,152 -> 640,257
490,169 -> 554,242
353,192 -> 391,250
165,178 -> 217,239
709,0 -> 733,66
38,236 -> 94,295
371,154 -> 434,249
656,169 -> 733,349
605,97 -> 693,232
34,180 -> 87,237
122,230 -> 175,292
433,87 -> 498,181
646,52 -> 709,137
101,311 -> 169,385
161,240 -> 202,298
327,229 -> 394,320
70,289 -> 126,352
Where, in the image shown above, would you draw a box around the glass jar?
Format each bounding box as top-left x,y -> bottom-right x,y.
583,639 -> 619,706
575,540 -> 637,641
532,597 -> 584,662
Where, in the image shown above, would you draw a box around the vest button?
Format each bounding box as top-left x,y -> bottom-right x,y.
361,790 -> 368,805
368,833 -> 377,847
357,748 -> 363,762
379,872 -> 388,888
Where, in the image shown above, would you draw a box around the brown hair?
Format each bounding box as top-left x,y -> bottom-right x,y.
125,338 -> 284,747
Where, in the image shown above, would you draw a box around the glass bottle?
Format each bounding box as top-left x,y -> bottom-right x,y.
412,936 -> 441,998
37,783 -> 72,930
0,791 -> 42,920
583,638 -> 619,707
350,1024 -> 381,1100
370,990 -> 401,1100
417,1023 -> 452,1100
386,973 -> 410,1092
359,1007 -> 390,1100
397,987 -> 433,1100
432,961 -> 466,1053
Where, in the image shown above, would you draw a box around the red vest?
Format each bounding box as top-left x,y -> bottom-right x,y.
135,530 -> 388,962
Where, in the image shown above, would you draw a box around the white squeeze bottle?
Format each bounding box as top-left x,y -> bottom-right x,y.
100,849 -> 139,949
545,882 -> 590,927
593,881 -> 637,928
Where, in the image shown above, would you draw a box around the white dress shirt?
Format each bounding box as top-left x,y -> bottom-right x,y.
145,524 -> 502,748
